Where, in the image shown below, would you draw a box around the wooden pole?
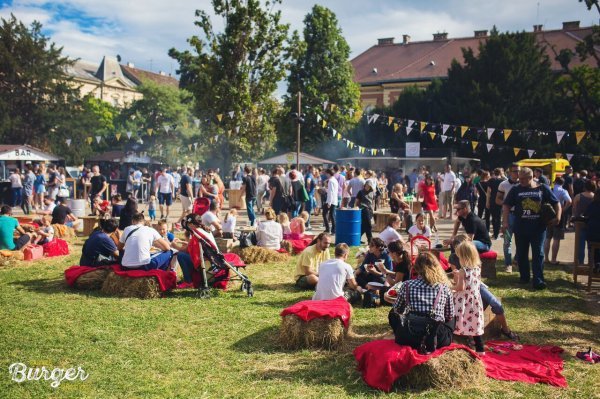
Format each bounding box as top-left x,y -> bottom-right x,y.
296,91 -> 301,170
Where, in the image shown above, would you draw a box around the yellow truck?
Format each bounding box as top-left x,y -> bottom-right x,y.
516,158 -> 570,184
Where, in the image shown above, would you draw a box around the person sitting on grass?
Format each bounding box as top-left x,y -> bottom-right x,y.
0,205 -> 31,251
379,214 -> 405,246
289,211 -> 309,236
80,218 -> 119,267
222,208 -> 237,239
387,240 -> 412,284
407,212 -> 431,240
355,238 -> 394,290
119,212 -> 172,271
32,216 -> 54,245
91,195 -> 110,217
51,198 -> 79,229
313,243 -> 364,301
200,201 -> 222,237
294,232 -> 331,290
278,213 -> 291,235
256,208 -> 283,250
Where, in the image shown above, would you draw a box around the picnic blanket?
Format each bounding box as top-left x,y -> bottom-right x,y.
280,296 -> 351,328
353,339 -> 567,392
64,265 -> 176,292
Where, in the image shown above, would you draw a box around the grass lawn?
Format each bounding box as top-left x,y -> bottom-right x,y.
0,239 -> 599,398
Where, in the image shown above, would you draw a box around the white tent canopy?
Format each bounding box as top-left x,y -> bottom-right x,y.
257,152 -> 334,166
0,144 -> 60,162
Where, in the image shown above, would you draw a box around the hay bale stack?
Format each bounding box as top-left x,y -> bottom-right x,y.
395,349 -> 486,390
74,268 -> 110,290
280,314 -> 349,350
101,272 -> 162,299
233,246 -> 288,264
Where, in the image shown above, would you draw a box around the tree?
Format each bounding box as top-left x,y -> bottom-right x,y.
169,0 -> 288,171
280,5 -> 360,151
0,14 -> 81,151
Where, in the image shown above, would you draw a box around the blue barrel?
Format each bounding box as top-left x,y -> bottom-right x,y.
335,209 -> 361,246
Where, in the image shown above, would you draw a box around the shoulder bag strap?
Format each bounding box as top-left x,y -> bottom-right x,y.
123,227 -> 141,244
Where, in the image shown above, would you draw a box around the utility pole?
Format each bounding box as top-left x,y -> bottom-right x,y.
296,91 -> 301,170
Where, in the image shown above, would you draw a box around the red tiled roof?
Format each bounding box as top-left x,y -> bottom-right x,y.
121,65 -> 180,88
352,27 -> 597,85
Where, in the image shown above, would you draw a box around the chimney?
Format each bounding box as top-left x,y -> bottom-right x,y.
126,62 -> 135,68
433,32 -> 448,41
402,34 -> 411,44
474,30 -> 488,38
533,24 -> 543,32
562,21 -> 580,30
377,37 -> 394,46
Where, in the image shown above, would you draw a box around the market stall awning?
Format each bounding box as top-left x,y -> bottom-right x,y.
257,152 -> 334,166
0,144 -> 61,162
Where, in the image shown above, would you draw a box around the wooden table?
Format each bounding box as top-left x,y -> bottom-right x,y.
80,215 -> 101,237
226,189 -> 246,210
373,211 -> 395,232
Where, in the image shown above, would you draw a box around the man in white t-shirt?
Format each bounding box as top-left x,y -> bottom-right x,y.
155,168 -> 175,219
324,168 -> 339,234
200,201 -> 222,236
439,164 -> 457,219
313,243 -> 364,300
119,212 -> 172,270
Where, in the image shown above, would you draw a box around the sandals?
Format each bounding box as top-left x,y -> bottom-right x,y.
501,329 -> 520,341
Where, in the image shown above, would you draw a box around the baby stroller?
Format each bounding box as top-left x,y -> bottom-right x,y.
183,199 -> 253,298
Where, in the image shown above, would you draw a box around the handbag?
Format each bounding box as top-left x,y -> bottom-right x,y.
540,202 -> 557,225
58,185 -> 70,198
300,185 -> 310,203
393,285 -> 445,354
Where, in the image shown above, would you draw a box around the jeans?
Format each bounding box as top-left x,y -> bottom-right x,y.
176,252 -> 194,283
323,203 -> 336,233
12,187 -> 22,207
514,225 -> 546,285
246,198 -> 256,226
472,240 -> 490,253
291,201 -> 302,218
477,200 -> 490,231
480,284 -> 504,315
361,207 -> 373,244
490,205 -> 502,239
503,213 -> 516,266
21,194 -> 31,215
349,197 -> 356,208
124,250 -> 173,271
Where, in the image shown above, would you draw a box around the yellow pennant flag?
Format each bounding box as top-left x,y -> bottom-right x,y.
594,156 -> 600,164
388,116 -> 394,126
513,148 -> 521,157
504,129 -> 512,141
336,133 -> 341,140
429,132 -> 436,141
147,128 -> 153,136
460,126 -> 468,137
374,149 -> 378,155
216,114 -> 223,122
555,153 -> 562,159
393,123 -> 399,132
575,131 -> 586,144
188,144 -> 192,151
330,104 -> 337,112
115,132 -> 121,141
322,120 -> 328,128
420,122 -> 426,132
183,121 -> 189,129
472,141 -> 479,151
86,137 -> 93,145
355,109 -> 363,121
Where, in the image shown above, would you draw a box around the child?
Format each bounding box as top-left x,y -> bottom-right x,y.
33,216 -> 54,245
155,219 -> 174,242
222,208 -> 237,239
277,213 -> 291,235
147,194 -> 157,221
452,241 -> 485,355
92,195 -> 110,217
111,194 -> 124,218
289,211 -> 309,236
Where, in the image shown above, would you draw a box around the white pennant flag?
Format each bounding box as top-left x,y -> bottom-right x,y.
257,115 -> 263,122
441,135 -> 448,143
556,130 -> 566,144
213,135 -> 218,142
194,142 -> 198,150
126,131 -> 133,139
486,128 -> 494,140
228,111 -> 235,119
528,149 -> 535,158
346,140 -> 350,148
193,119 -> 200,128
566,153 -> 574,161
138,138 -> 144,144
381,149 -> 386,155
331,128 -> 337,137
486,144 -> 493,152
316,114 -> 322,123
164,124 -> 170,133
408,119 -> 415,129
95,136 -> 101,144
348,108 -> 354,117
368,114 -> 380,124
323,101 -> 329,111
65,139 -> 71,147
235,126 -> 240,133
406,127 -> 413,135
442,124 -> 450,134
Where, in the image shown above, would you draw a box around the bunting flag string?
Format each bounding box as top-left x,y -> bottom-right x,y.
503,129 -> 512,141
471,141 -> 479,151
115,133 -> 121,141
429,132 -> 436,141
528,149 -> 535,158
575,131 -> 586,144
95,136 -> 102,144
556,131 -> 566,144
420,122 -> 427,133
460,126 -> 468,137
513,148 -> 520,157
486,128 -> 494,140
65,139 -> 71,147
442,124 -> 450,135
486,143 -> 493,152
86,137 -> 93,145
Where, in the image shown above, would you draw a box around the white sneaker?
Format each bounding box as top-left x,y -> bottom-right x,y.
504,265 -> 513,273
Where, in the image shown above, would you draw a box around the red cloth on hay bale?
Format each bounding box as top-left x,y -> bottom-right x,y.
280,296 -> 351,328
42,238 -> 69,257
283,234 -> 314,254
64,265 -> 176,292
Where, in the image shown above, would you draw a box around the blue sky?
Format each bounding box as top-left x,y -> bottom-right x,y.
1,0 -> 597,77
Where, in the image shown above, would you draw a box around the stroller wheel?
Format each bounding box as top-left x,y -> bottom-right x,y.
247,286 -> 254,297
197,287 -> 211,299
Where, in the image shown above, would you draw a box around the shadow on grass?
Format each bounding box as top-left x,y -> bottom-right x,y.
252,282 -> 297,292
10,277 -> 104,298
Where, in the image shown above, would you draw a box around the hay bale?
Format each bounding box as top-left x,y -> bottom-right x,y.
280,314 -> 349,350
101,272 -> 162,299
395,349 -> 486,390
73,268 -> 110,290
233,246 -> 288,264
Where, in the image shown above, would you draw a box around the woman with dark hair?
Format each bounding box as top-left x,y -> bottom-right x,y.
355,238 -> 393,290
387,240 -> 412,284
118,197 -> 138,230
417,174 -> 438,232
573,180 -> 596,265
80,218 -> 119,266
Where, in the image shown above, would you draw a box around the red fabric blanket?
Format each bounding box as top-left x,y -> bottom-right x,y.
223,253 -> 245,267
280,296 -> 351,328
64,265 -> 176,292
354,340 -> 477,392
483,341 -> 567,387
353,339 -> 567,392
283,235 -> 315,254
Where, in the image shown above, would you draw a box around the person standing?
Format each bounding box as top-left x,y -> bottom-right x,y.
323,169 -> 339,234
256,168 -> 269,214
333,165 -> 345,207
176,168 -> 194,229
475,170 -> 491,231
503,167 -> 560,290
417,174 -> 439,232
89,165 -> 108,211
9,169 -> 22,208
544,177 -> 572,264
486,168 -> 504,240
497,164 -> 519,272
268,168 -> 285,215
240,166 -> 257,226
21,165 -> 35,215
355,181 -> 375,244
33,168 -> 46,211
439,164 -> 456,219
562,165 -> 574,228
155,168 -> 175,220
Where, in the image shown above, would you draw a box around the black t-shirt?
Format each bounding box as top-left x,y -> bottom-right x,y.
459,212 -> 491,247
242,175 -> 256,200
356,189 -> 373,211
180,174 -> 192,197
291,180 -> 304,202
51,205 -> 72,225
487,177 -> 503,208
268,176 -> 283,197
504,184 -> 559,230
476,180 -> 488,201
573,177 -> 586,196
562,174 -> 573,192
393,258 -> 411,282
112,204 -> 124,218
48,171 -> 57,187
90,174 -> 107,195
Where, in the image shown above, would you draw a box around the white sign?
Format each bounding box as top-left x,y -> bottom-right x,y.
406,142 -> 420,158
